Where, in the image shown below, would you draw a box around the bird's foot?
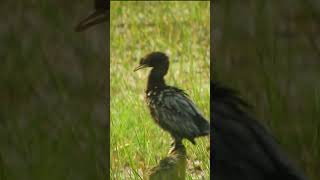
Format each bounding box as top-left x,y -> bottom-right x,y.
168,142 -> 184,154
169,146 -> 177,154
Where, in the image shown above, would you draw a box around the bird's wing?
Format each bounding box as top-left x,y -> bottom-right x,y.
213,102 -> 275,179
150,88 -> 208,139
212,82 -> 306,180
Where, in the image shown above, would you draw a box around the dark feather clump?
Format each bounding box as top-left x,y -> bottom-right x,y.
135,52 -> 210,149
211,80 -> 306,180
212,82 -> 251,114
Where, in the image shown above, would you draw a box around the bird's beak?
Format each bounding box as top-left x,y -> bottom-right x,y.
75,10 -> 108,32
134,64 -> 148,72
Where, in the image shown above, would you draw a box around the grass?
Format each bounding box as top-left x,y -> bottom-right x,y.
110,1 -> 210,179
1,1 -> 107,179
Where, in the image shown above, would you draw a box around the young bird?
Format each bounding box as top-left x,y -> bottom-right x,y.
134,52 -> 209,151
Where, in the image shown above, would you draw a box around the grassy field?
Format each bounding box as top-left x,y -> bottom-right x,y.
110,1 -> 210,179
1,1 -> 108,179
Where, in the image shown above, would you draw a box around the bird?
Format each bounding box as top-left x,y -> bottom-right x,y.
134,52 -> 210,151
75,0 -> 109,32
211,81 -> 307,180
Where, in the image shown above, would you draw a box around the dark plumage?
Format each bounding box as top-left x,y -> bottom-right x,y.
75,0 -> 109,32
134,52 -> 210,150
212,81 -> 307,180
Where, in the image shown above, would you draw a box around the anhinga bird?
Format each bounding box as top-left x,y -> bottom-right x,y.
75,0 -> 109,32
212,81 -> 307,180
134,52 -> 210,151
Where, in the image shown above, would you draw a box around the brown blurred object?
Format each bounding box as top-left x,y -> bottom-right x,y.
148,145 -> 186,180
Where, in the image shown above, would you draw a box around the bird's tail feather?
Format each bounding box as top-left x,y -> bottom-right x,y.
197,116 -> 210,136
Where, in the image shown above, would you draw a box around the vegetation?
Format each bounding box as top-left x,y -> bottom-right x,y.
110,1 -> 210,179
0,1 -> 107,179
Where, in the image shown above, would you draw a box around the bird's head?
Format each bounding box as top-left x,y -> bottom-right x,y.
134,52 -> 169,72
75,0 -> 109,32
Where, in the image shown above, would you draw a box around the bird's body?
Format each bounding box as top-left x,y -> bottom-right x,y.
212,81 -> 306,180
135,52 -> 209,149
147,86 -> 209,145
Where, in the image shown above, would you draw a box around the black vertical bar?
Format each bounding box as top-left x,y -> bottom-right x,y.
210,1 -> 214,179
106,1 -> 110,179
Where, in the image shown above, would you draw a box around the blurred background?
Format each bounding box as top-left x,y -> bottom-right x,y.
0,1 -> 108,179
213,0 -> 320,179
110,1 -> 210,179
2,0 -> 318,179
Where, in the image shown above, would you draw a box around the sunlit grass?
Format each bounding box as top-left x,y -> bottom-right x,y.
110,1 -> 210,179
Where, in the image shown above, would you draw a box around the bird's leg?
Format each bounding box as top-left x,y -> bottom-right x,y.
169,137 -> 183,154
170,136 -> 179,147
170,140 -> 175,147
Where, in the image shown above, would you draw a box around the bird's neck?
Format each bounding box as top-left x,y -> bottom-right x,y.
146,68 -> 167,92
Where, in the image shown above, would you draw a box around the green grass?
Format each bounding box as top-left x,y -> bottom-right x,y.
110,1 -> 210,179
